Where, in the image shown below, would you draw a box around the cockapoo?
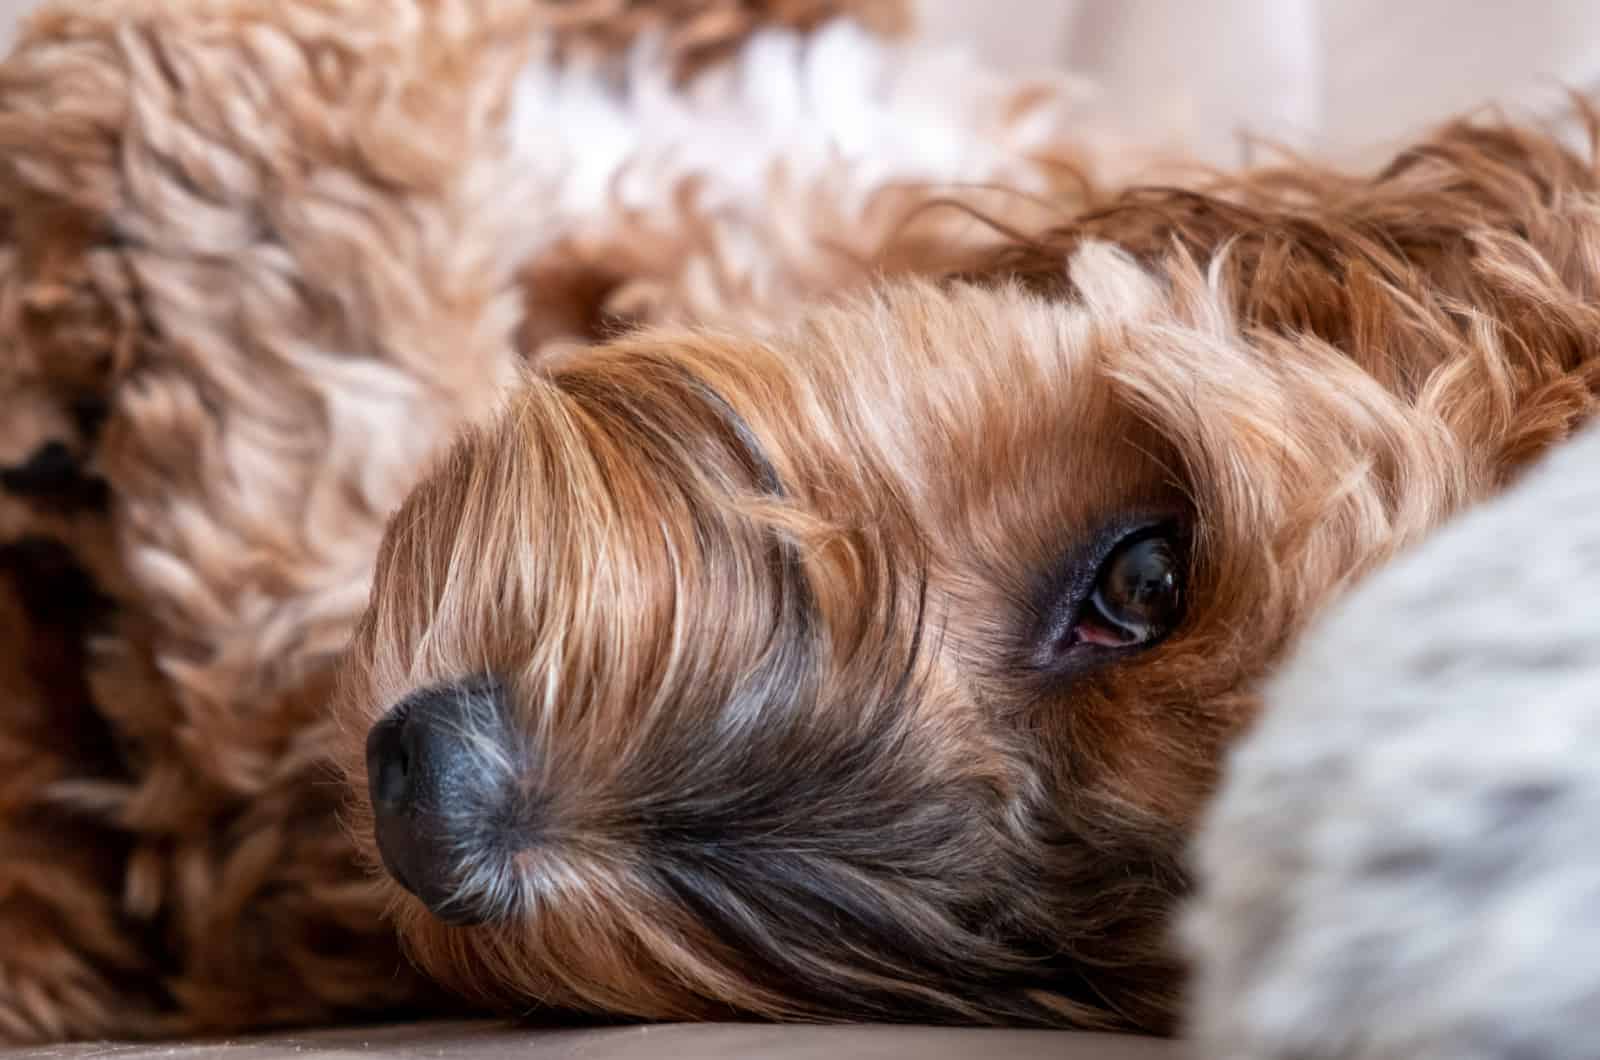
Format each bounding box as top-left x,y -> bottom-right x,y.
3,0 -> 1599,1046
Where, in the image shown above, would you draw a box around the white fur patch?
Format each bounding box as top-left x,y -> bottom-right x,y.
496,19 -> 1087,254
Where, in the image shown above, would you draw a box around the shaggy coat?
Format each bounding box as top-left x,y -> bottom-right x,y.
3,0 -> 1600,1047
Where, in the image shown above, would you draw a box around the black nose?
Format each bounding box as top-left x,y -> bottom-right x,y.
366,676 -> 513,926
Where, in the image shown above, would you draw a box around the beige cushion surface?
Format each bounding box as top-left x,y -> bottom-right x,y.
10,1021 -> 1175,1059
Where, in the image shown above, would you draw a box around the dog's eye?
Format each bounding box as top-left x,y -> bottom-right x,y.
1030,522 -> 1187,675
1080,533 -> 1184,648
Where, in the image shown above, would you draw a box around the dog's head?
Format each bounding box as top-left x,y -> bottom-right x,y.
333,232 -> 1498,1029
333,119 -> 1600,1031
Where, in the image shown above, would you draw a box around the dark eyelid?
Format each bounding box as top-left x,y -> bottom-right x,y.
1039,520 -> 1144,634
1025,510 -> 1188,676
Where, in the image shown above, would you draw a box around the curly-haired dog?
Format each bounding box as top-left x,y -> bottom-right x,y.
6,0 -> 1600,1050
1184,417 -> 1600,1060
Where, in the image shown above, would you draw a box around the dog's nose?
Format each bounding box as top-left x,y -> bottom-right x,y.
366,677 -> 511,925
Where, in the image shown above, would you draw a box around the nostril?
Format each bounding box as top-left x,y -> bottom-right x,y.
366,709 -> 414,815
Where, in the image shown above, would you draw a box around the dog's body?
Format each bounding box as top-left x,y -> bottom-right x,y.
1185,416 -> 1600,1060
4,0 -> 1600,1048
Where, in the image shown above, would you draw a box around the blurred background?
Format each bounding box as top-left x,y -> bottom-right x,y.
922,0 -> 1600,167
1,0 -> 1595,167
